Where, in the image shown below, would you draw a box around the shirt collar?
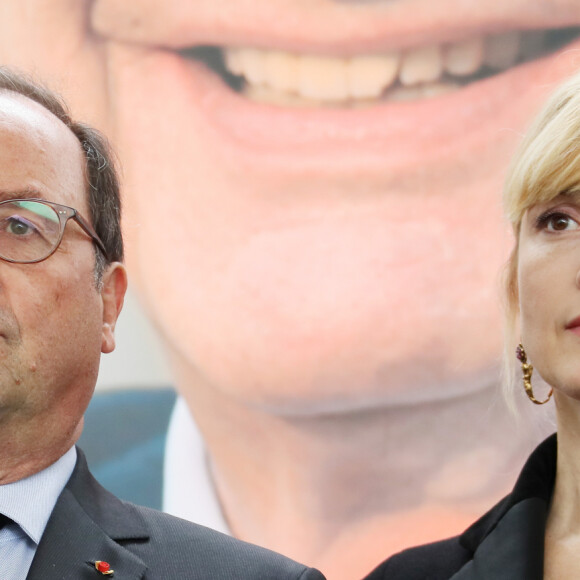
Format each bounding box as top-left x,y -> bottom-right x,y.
162,396 -> 229,534
0,446 -> 76,544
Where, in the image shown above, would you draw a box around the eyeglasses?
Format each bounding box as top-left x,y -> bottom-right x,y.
0,198 -> 108,264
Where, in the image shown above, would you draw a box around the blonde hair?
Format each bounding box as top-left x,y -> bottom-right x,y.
502,71 -> 580,406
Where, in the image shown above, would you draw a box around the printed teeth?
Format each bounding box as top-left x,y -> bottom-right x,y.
182,28 -> 578,107
399,45 -> 444,86
221,30 -> 549,105
227,49 -> 401,102
444,37 -> 484,77
348,54 -> 399,99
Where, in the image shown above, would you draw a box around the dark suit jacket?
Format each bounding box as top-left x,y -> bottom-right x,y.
364,434 -> 557,580
26,449 -> 326,580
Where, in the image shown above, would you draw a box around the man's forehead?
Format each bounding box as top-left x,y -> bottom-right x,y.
0,93 -> 79,155
0,92 -> 86,204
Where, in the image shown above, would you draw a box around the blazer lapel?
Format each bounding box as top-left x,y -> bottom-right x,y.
27,450 -> 150,580
450,498 -> 547,580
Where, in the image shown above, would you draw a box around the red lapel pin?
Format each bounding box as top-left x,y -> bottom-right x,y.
94,561 -> 114,576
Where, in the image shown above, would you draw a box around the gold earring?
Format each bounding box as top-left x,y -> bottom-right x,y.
515,344 -> 553,405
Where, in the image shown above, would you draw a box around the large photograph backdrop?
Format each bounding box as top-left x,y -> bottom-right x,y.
1,2 -> 579,579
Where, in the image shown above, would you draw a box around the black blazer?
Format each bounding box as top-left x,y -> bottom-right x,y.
26,449 -> 326,580
364,435 -> 557,580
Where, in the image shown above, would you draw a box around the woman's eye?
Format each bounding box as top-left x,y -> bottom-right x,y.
537,212 -> 580,232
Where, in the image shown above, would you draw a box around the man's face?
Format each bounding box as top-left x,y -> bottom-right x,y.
4,1 -> 579,412
0,92 -> 125,474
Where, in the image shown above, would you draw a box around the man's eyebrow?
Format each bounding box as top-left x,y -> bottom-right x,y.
0,187 -> 45,201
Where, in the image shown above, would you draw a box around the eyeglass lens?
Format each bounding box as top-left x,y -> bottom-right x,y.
0,200 -> 62,263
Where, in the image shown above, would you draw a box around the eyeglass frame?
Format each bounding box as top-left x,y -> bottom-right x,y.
0,198 -> 109,264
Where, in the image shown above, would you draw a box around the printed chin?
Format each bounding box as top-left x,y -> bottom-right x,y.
128,202 -> 506,413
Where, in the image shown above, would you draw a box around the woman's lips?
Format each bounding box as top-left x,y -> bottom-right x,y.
566,316 -> 580,335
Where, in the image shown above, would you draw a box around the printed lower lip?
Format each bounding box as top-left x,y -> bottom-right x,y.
159,35 -> 580,171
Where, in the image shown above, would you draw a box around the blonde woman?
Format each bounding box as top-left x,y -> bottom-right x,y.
364,71 -> 580,580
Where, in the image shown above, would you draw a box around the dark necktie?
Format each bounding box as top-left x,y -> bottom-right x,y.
0,513 -> 11,530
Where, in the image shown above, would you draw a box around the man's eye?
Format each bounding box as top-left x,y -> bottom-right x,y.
4,217 -> 38,236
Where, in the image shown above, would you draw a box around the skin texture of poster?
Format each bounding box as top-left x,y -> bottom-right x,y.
0,2 -> 578,578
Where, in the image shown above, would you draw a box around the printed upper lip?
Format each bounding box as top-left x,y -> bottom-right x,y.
90,1 -> 580,54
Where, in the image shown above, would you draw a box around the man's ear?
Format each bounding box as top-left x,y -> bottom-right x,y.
100,262 -> 128,354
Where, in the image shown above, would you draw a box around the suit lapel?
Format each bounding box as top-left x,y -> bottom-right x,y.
450,498 -> 547,580
27,450 -> 150,580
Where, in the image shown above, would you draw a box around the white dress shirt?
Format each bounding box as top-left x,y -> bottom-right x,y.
163,397 -> 230,534
0,446 -> 76,580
